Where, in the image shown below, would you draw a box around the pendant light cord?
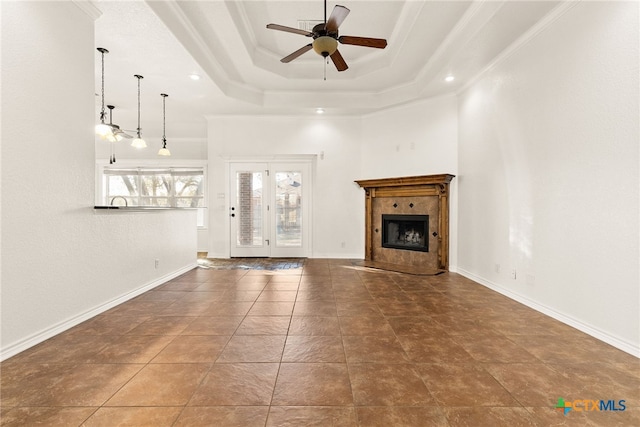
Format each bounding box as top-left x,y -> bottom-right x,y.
97,48 -> 109,123
135,75 -> 143,138
161,93 -> 168,147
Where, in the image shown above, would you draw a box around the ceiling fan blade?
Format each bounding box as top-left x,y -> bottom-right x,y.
267,24 -> 313,37
281,44 -> 313,63
338,35 -> 387,49
325,5 -> 350,32
330,49 -> 348,72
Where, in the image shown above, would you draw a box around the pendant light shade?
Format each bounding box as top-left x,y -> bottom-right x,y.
95,48 -> 113,139
131,74 -> 147,148
158,93 -> 171,156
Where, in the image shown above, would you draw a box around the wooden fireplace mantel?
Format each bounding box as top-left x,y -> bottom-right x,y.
355,174 -> 455,271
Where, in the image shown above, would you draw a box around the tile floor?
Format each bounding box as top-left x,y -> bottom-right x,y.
1,259 -> 638,426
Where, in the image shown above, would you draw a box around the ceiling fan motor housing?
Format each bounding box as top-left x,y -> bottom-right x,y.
311,23 -> 338,57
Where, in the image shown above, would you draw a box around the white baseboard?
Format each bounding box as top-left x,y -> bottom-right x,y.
456,268 -> 640,358
0,263 -> 197,362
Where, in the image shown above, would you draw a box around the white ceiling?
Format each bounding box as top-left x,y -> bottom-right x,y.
94,0 -> 561,140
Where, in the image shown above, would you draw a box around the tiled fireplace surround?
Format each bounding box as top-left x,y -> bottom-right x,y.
356,175 -> 455,273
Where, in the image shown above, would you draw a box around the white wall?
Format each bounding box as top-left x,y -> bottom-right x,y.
457,1 -> 639,355
1,1 -> 197,360
207,115 -> 364,258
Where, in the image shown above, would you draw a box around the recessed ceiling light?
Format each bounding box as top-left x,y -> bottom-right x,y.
316,108 -> 325,114
445,75 -> 455,82
189,73 -> 201,81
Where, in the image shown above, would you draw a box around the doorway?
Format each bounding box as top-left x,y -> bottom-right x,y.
229,161 -> 312,258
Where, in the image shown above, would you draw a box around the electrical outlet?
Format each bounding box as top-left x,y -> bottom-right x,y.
495,263 -> 501,273
511,269 -> 517,280
155,259 -> 159,269
341,241 -> 346,248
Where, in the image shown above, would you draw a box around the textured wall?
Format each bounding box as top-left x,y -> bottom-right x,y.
1,1 -> 197,359
457,1 -> 639,354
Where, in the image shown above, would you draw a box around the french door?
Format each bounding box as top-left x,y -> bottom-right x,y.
229,161 -> 311,257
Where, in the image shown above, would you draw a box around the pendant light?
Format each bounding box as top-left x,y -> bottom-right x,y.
158,93 -> 171,156
131,75 -> 147,148
95,48 -> 113,139
105,105 -> 124,142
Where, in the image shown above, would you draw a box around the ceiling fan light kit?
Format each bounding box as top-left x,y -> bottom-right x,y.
266,1 -> 387,74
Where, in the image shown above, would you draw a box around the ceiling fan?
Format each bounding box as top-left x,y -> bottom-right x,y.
266,0 -> 387,72
105,105 -> 133,142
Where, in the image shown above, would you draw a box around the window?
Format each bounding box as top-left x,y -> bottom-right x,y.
102,167 -> 206,227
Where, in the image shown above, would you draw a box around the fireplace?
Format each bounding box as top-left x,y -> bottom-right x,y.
355,174 -> 455,272
382,214 -> 429,252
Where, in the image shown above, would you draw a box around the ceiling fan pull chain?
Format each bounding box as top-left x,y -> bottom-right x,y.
324,58 -> 327,81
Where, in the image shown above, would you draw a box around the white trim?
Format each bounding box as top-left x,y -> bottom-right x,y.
72,0 -> 102,20
0,263 -> 197,362
456,268 -> 640,359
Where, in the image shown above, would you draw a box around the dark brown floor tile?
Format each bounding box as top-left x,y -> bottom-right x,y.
272,363 -> 353,406
66,314 -> 149,336
158,300 -> 213,316
207,301 -> 254,316
1,363 -> 71,406
107,300 -> 174,317
386,316 -> 446,336
293,301 -> 338,316
179,290 -> 225,302
267,406 -> 357,426
397,335 -> 475,363
429,314 -> 487,335
336,301 -> 384,317
376,301 -> 427,316
288,316 -> 341,336
105,363 -> 209,406
296,290 -> 335,301
155,281 -> 201,292
258,291 -> 298,301
83,407 -> 182,426
89,335 -> 175,363
349,363 -> 436,406
484,363 -> 578,407
175,406 -> 269,427
220,290 -> 262,301
217,335 -> 286,362
264,282 -> 300,291
444,407 -> 537,427
22,364 -> 143,406
549,362 -> 640,400
339,316 -> 395,336
356,407 -> 447,427
343,336 -> 410,363
236,316 -> 291,335
248,301 -> 295,316
510,334 -> 640,365
416,363 -> 518,406
181,316 -> 243,335
453,334 -> 539,363
16,334 -> 116,364
125,316 -> 195,335
152,335 -> 229,363
282,336 -> 345,362
189,363 -> 279,406
0,407 -> 97,427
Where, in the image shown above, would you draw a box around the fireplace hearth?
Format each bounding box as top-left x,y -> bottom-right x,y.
382,214 -> 429,252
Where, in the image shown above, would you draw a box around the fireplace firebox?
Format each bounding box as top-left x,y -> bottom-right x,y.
382,214 -> 429,252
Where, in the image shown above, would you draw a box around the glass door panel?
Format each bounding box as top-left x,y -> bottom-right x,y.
230,164 -> 269,257
275,172 -> 302,248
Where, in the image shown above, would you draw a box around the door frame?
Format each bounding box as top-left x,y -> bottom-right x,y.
225,155 -> 315,258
